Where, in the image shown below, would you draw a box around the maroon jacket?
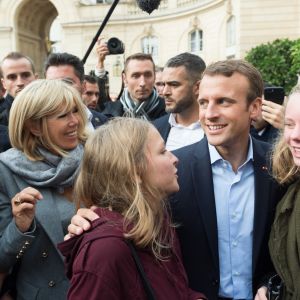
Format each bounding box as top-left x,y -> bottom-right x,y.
58,208 -> 205,300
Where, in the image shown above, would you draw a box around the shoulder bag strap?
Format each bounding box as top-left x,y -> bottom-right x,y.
125,240 -> 156,300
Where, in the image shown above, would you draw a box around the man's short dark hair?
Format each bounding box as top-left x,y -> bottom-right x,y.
0,52 -> 35,74
203,59 -> 263,104
84,74 -> 98,85
44,52 -> 85,82
164,52 -> 206,83
124,53 -> 155,74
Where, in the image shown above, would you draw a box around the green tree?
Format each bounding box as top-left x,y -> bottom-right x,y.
245,38 -> 300,93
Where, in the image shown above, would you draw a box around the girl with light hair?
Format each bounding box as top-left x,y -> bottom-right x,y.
59,118 -> 206,300
0,79 -> 88,299
256,85 -> 300,300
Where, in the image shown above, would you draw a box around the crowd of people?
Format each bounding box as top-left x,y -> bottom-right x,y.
0,37 -> 299,300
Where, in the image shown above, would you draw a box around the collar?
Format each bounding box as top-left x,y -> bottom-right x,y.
85,106 -> 93,121
168,113 -> 201,129
208,136 -> 254,166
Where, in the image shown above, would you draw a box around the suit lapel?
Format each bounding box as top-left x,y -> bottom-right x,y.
162,120 -> 171,142
35,189 -> 66,247
252,139 -> 271,273
191,138 -> 219,271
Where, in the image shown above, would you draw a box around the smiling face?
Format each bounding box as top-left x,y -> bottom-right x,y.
198,73 -> 260,156
123,59 -> 155,102
1,58 -> 37,97
45,105 -> 81,152
144,127 -> 179,196
284,93 -> 300,166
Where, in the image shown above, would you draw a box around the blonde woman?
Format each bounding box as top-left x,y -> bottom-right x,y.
59,118 -> 206,300
256,85 -> 300,300
0,79 -> 88,299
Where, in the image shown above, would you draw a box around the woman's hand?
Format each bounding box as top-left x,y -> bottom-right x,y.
11,187 -> 43,233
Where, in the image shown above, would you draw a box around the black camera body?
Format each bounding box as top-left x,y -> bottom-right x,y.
107,37 -> 125,55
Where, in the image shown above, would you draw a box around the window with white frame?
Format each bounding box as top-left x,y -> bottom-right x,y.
189,29 -> 203,53
141,36 -> 159,63
226,16 -> 236,47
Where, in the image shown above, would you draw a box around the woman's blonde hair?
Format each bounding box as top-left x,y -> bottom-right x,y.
9,79 -> 88,160
272,85 -> 300,184
75,118 -> 173,260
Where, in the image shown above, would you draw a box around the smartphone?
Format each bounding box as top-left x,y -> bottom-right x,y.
264,86 -> 285,105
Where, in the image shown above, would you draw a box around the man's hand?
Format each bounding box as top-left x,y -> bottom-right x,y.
95,38 -> 109,70
254,286 -> 268,300
261,99 -> 285,129
64,206 -> 99,240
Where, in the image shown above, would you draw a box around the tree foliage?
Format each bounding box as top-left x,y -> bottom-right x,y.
245,38 -> 300,94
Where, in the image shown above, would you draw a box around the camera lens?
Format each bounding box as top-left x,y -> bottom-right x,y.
107,37 -> 125,55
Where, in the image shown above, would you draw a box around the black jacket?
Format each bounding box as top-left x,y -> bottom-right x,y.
250,124 -> 279,144
0,125 -> 10,152
0,94 -> 14,126
152,114 -> 171,142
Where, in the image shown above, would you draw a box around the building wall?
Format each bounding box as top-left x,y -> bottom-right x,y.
0,0 -> 299,93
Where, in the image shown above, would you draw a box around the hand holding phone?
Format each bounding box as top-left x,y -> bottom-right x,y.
264,86 -> 285,105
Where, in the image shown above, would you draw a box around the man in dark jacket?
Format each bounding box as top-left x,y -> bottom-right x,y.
153,52 -> 206,150
171,60 -> 285,299
101,53 -> 166,121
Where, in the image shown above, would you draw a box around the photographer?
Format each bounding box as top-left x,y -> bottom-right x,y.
95,39 -> 166,121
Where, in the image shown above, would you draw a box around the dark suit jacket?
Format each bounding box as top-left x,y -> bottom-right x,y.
171,137 -> 285,300
250,124 -> 279,144
0,94 -> 14,126
152,114 -> 171,143
90,109 -> 108,128
0,125 -> 10,152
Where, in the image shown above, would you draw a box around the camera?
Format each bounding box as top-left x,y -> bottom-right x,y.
107,37 -> 125,55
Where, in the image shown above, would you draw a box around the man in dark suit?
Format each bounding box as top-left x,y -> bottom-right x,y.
96,47 -> 166,121
172,60 -> 285,300
45,52 -> 107,129
153,52 -> 206,150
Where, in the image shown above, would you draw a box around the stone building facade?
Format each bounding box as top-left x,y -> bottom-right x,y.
0,0 -> 299,93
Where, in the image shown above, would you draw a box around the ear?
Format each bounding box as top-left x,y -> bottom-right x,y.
249,97 -> 262,121
193,80 -> 200,99
122,72 -> 127,86
1,77 -> 7,90
81,80 -> 87,95
34,73 -> 39,79
27,120 -> 42,137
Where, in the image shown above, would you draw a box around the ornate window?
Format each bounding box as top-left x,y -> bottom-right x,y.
189,29 -> 203,53
141,36 -> 159,63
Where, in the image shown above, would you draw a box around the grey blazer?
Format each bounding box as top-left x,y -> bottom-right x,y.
0,162 -> 76,300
